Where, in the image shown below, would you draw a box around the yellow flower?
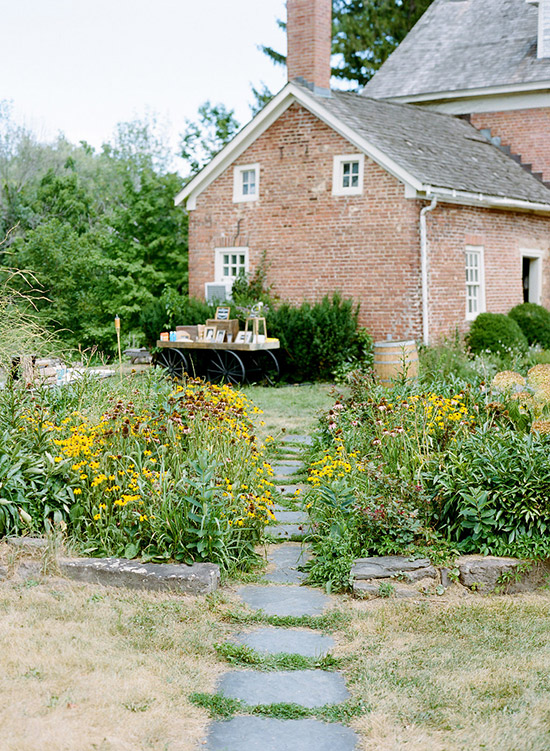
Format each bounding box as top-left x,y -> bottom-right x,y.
73,488 -> 82,495
93,513 -> 101,520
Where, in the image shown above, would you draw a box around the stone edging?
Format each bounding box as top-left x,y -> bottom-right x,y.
351,554 -> 550,597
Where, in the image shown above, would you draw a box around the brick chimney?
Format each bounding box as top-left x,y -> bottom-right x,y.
287,0 -> 332,93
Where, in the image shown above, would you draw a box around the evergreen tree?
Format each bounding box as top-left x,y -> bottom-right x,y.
261,0 -> 434,88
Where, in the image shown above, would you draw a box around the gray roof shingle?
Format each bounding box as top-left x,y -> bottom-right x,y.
363,0 -> 550,100
304,86 -> 550,204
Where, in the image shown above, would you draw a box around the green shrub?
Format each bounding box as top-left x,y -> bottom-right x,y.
267,293 -> 363,382
508,303 -> 550,349
140,288 -> 218,347
428,428 -> 550,554
466,312 -> 528,355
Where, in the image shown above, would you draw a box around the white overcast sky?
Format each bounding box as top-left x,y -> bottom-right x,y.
1,0 -> 289,158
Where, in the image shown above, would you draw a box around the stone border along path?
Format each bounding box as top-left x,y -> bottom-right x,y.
202,432 -> 359,751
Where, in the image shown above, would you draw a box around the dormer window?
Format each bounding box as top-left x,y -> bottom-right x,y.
332,154 -> 364,196
233,163 -> 260,202
526,0 -> 550,58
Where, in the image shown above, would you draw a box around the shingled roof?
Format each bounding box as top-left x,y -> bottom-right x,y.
304,86 -> 550,205
363,0 -> 550,100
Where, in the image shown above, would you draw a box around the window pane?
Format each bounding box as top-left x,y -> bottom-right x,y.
224,254 -> 229,265
242,169 -> 256,196
341,160 -> 360,189
223,266 -> 229,276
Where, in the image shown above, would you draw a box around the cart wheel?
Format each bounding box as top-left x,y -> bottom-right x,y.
153,349 -> 189,380
206,350 -> 246,385
246,350 -> 280,385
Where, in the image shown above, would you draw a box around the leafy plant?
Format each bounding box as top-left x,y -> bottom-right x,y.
466,313 -> 528,356
508,303 -> 550,349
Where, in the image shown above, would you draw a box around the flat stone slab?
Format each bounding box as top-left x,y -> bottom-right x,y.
351,556 -> 436,582
272,464 -> 303,478
6,536 -> 47,550
267,524 -> 310,540
265,543 -> 311,584
217,669 -> 349,707
270,510 -> 309,524
59,557 -> 220,595
282,434 -> 314,445
232,627 -> 334,657
275,484 -> 307,496
205,717 -> 358,751
237,585 -> 330,616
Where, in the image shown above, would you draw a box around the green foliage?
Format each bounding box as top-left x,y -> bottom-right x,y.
139,290 -> 217,347
222,608 -> 350,632
189,692 -> 367,723
215,642 -> 340,671
0,267 -> 57,371
1,108 -> 188,354
508,303 -> 550,349
261,0 -> 434,87
0,372 -> 273,571
466,312 -> 528,356
0,385 -> 75,536
179,101 -> 240,175
267,293 -> 362,382
428,429 -> 550,554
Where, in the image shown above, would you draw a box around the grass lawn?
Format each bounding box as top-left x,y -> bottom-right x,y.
243,382 -> 340,438
2,552 -> 550,751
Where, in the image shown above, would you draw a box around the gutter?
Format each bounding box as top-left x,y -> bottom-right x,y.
420,197 -> 437,346
417,186 -> 550,214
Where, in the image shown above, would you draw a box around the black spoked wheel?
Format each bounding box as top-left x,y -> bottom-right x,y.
245,350 -> 280,385
153,348 -> 189,380
206,350 -> 246,385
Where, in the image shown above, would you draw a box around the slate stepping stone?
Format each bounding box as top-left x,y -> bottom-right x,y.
232,627 -> 334,657
267,524 -> 310,540
265,543 -> 310,584
283,434 -> 314,445
275,484 -> 307,496
204,717 -> 358,751
217,669 -> 349,707
270,510 -> 309,524
272,464 -> 303,478
237,585 -> 329,616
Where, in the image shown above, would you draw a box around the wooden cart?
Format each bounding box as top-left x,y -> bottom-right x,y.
154,339 -> 281,385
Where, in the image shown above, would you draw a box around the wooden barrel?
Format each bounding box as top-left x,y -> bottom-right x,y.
373,340 -> 419,386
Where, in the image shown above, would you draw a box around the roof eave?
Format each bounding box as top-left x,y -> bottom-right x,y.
415,185 -> 550,214
379,79 -> 550,105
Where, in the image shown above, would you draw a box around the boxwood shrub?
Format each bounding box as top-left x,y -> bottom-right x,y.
508,302 -> 550,349
466,312 -> 527,355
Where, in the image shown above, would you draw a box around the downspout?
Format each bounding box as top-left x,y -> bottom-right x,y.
420,196 -> 437,346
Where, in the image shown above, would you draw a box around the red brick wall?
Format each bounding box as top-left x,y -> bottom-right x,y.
287,0 -> 332,90
188,102 -> 550,343
189,102 -> 423,342
470,108 -> 550,182
426,202 -> 550,340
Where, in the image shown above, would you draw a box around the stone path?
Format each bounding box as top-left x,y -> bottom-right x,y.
203,432 -> 358,750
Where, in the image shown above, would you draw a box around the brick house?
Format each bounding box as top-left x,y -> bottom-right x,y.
176,0 -> 550,344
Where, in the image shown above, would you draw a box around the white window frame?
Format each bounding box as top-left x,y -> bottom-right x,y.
332,154 -> 365,196
214,247 -> 249,296
233,163 -> 260,203
520,248 -> 543,305
465,245 -> 486,321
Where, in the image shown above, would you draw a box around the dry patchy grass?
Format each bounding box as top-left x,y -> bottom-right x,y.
341,595 -> 550,751
0,570 -> 236,751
